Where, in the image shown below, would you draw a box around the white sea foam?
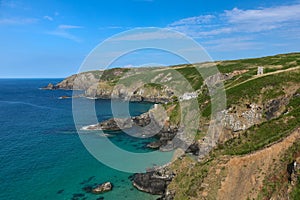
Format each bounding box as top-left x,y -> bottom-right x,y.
80,124 -> 100,130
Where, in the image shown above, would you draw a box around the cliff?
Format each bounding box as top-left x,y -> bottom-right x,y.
47,52 -> 300,200
163,53 -> 300,200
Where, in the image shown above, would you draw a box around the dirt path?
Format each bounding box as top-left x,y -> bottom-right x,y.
217,128 -> 300,200
226,66 -> 300,90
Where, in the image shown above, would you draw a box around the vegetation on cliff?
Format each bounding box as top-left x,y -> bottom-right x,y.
53,52 -> 300,199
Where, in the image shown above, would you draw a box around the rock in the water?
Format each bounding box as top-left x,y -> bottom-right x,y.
82,118 -> 133,131
132,170 -> 174,195
59,95 -> 71,99
43,83 -> 58,90
147,140 -> 163,149
92,182 -> 113,194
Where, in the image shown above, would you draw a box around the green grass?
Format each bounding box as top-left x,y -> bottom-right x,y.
226,70 -> 300,106
175,66 -> 204,90
101,68 -> 130,81
290,176 -> 300,199
217,52 -> 300,74
144,83 -> 163,90
171,158 -> 213,200
162,100 -> 181,125
224,69 -> 257,88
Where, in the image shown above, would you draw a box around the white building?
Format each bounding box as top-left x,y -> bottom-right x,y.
179,92 -> 197,101
257,66 -> 264,75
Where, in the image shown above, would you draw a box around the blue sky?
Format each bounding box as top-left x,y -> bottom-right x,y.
0,0 -> 300,78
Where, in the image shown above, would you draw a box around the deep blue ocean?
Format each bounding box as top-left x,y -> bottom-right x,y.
0,79 -> 169,200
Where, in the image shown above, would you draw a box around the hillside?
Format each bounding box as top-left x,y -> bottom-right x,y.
49,52 -> 300,199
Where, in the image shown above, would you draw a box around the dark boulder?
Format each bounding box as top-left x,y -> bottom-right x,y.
147,140 -> 163,149
287,160 -> 296,183
43,83 -> 58,90
157,190 -> 175,200
265,98 -> 288,120
132,171 -> 174,195
185,142 -> 200,156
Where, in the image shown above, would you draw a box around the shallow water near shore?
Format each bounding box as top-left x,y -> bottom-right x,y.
0,79 -> 170,200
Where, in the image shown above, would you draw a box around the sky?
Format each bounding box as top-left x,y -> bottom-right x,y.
0,0 -> 300,78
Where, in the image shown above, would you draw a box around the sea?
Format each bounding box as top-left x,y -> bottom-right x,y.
0,79 -> 172,200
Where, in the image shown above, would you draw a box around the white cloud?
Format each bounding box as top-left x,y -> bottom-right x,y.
223,4 -> 300,32
203,37 -> 261,51
0,0 -> 30,10
169,15 -> 215,26
225,5 -> 300,24
46,24 -> 83,42
43,16 -> 53,21
58,25 -> 83,29
47,31 -> 80,42
98,26 -> 128,30
0,17 -> 38,25
1,0 -> 19,8
111,29 -> 185,41
169,3 -> 300,37
198,27 -> 234,36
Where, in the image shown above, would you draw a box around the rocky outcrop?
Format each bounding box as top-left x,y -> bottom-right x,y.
264,97 -> 289,120
82,118 -> 134,131
204,70 -> 249,87
82,111 -> 152,131
85,83 -> 174,103
82,105 -> 182,151
218,103 -> 263,132
145,126 -> 180,151
185,142 -> 200,156
132,169 -> 174,195
57,73 -> 99,90
45,69 -> 176,103
92,182 -> 113,194
42,83 -> 58,90
43,72 -> 100,90
147,140 -> 163,149
157,190 -> 175,200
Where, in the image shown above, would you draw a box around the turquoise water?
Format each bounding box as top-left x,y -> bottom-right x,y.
0,79 -> 168,200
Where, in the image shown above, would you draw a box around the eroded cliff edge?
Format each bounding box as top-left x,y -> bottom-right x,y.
45,53 -> 300,199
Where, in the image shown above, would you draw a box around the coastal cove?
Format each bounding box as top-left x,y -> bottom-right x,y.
0,79 -> 168,200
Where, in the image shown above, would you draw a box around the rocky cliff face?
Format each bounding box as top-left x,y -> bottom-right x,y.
57,72 -> 100,90
82,105 -> 183,152
42,72 -> 100,90
85,83 -> 174,103
82,111 -> 152,131
219,103 -> 263,132
214,95 -> 293,143
264,97 -> 289,120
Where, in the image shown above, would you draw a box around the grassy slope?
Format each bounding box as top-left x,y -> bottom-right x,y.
165,53 -> 300,199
